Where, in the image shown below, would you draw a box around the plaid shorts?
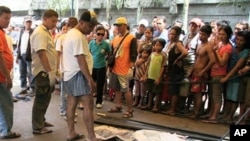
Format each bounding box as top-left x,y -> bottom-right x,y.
63,71 -> 91,96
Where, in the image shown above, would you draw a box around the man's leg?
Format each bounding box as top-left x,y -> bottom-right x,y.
66,95 -> 78,138
80,95 -> 97,140
32,73 -> 53,130
19,55 -> 28,93
0,84 -> 13,136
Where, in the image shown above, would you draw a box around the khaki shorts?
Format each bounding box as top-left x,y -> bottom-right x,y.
109,70 -> 133,93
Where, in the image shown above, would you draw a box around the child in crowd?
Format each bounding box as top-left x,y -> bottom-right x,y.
141,38 -> 166,112
133,47 -> 151,108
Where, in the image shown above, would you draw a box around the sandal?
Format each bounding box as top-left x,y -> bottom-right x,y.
162,110 -> 176,116
0,132 -> 21,139
122,111 -> 133,118
108,106 -> 122,113
67,133 -> 85,141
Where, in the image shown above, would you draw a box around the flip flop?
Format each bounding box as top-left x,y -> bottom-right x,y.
202,119 -> 218,124
67,134 -> 85,141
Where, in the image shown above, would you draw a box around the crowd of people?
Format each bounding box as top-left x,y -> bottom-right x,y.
1,4 -> 250,140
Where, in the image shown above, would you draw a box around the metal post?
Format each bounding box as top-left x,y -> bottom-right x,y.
71,0 -> 75,16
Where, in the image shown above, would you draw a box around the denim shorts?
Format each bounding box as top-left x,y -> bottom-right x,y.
63,71 -> 90,96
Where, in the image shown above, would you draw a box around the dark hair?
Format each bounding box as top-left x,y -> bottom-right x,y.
218,25 -> 233,42
200,24 -> 212,35
95,25 -> 105,32
105,29 -> 110,39
59,21 -> 67,30
141,46 -> 152,55
145,26 -> 154,33
236,31 -> 250,49
170,26 -> 182,37
67,17 -> 78,28
153,38 -> 166,48
43,9 -> 58,19
0,6 -> 11,15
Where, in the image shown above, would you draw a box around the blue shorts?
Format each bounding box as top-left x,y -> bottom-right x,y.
63,71 -> 91,96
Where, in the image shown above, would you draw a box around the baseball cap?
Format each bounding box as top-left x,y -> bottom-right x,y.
114,17 -> 127,25
24,16 -> 32,22
189,18 -> 202,27
138,19 -> 149,27
79,10 -> 99,25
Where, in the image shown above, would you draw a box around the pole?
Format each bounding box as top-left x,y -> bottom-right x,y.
71,0 -> 75,16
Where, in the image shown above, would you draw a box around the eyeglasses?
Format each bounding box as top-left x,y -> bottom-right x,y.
96,33 -> 105,36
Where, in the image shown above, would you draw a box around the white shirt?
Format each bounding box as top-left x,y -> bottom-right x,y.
63,28 -> 93,81
20,31 -> 29,54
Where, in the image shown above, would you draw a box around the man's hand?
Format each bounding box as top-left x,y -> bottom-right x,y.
88,79 -> 96,94
6,77 -> 12,89
48,71 -> 56,86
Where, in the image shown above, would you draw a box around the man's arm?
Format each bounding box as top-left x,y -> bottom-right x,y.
37,50 -> 52,72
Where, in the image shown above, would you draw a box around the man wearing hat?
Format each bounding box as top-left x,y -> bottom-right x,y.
16,16 -> 35,97
133,19 -> 149,40
108,17 -> 137,118
62,10 -> 99,141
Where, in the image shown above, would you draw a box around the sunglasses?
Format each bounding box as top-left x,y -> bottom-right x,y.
96,33 -> 105,36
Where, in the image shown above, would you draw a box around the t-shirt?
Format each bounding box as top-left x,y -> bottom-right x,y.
0,29 -> 13,82
30,25 -> 57,76
111,33 -> 136,75
211,43 -> 233,76
55,34 -> 66,70
89,39 -> 111,69
148,53 -> 165,80
63,28 -> 93,81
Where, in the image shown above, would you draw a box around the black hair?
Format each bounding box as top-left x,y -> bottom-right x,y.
145,26 -> 154,33
67,17 -> 78,28
43,9 -> 58,18
153,38 -> 166,48
200,24 -> 212,36
236,31 -> 250,49
170,26 -> 182,37
0,6 -> 11,15
141,46 -> 152,55
218,25 -> 233,42
95,25 -> 105,32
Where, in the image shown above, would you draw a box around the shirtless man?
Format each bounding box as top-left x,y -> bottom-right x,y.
190,25 -> 215,118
